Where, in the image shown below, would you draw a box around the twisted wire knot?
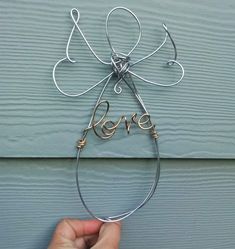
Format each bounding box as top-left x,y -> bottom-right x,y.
151,126 -> 159,139
77,138 -> 86,149
111,53 -> 130,79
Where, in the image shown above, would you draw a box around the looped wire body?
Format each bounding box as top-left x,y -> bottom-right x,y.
76,136 -> 160,222
75,71 -> 161,222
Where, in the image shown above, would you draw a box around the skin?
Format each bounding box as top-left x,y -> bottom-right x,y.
48,219 -> 121,249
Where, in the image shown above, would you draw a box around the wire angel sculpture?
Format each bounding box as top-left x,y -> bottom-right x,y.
52,6 -> 184,222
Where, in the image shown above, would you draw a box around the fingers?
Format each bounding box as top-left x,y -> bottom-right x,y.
63,219 -> 103,238
48,219 -> 121,249
74,234 -> 99,249
48,218 -> 103,247
92,222 -> 121,249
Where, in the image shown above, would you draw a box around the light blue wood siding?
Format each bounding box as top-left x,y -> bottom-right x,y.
1,1 -> 235,249
1,0 -> 235,158
0,159 -> 235,249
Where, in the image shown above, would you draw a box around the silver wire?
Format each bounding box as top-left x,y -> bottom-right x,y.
53,59 -> 113,97
129,60 -> 185,87
53,6 -> 184,98
131,23 -> 176,66
76,138 -> 160,222
76,72 -> 160,222
52,6 -> 184,222
69,8 -> 110,65
106,6 -> 142,56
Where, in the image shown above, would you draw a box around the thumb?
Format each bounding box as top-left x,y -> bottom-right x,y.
92,222 -> 121,249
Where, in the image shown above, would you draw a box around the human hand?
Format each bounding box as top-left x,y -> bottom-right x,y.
48,218 -> 121,249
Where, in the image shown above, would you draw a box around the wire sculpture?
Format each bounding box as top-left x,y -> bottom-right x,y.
53,6 -> 184,222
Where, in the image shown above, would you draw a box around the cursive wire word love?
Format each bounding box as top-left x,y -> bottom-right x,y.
82,100 -> 158,142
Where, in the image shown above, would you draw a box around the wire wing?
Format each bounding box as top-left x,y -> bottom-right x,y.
53,8 -> 113,97
129,24 -> 184,87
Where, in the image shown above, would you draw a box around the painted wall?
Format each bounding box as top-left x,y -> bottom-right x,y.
1,159 -> 235,249
0,0 -> 235,248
